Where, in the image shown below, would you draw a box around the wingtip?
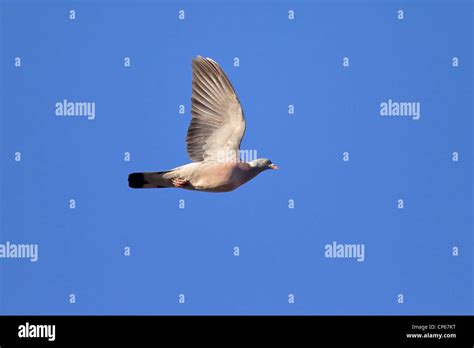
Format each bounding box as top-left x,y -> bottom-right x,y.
194,55 -> 218,64
193,55 -> 204,66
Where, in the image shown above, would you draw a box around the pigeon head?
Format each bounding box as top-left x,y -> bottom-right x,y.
249,158 -> 279,171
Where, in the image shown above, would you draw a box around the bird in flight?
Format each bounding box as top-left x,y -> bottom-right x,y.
128,55 -> 278,192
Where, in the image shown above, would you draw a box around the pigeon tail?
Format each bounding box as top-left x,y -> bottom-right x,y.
128,171 -> 172,189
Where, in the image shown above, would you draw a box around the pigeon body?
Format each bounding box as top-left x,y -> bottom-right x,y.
129,161 -> 266,192
128,56 -> 277,193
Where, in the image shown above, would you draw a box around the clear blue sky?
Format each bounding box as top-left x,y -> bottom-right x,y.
0,0 -> 472,314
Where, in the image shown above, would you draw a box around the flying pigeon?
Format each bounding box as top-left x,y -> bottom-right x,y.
128,56 -> 278,192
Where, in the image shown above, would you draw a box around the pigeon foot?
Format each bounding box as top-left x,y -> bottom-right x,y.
172,177 -> 188,188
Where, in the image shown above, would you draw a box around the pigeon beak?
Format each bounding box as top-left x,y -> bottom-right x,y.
269,164 -> 279,170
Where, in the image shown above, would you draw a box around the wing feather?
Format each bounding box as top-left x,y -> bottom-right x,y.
186,56 -> 246,162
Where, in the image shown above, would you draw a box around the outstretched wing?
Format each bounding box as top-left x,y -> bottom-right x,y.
186,56 -> 246,163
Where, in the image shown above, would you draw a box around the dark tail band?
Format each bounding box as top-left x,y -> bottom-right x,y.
128,173 -> 146,188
